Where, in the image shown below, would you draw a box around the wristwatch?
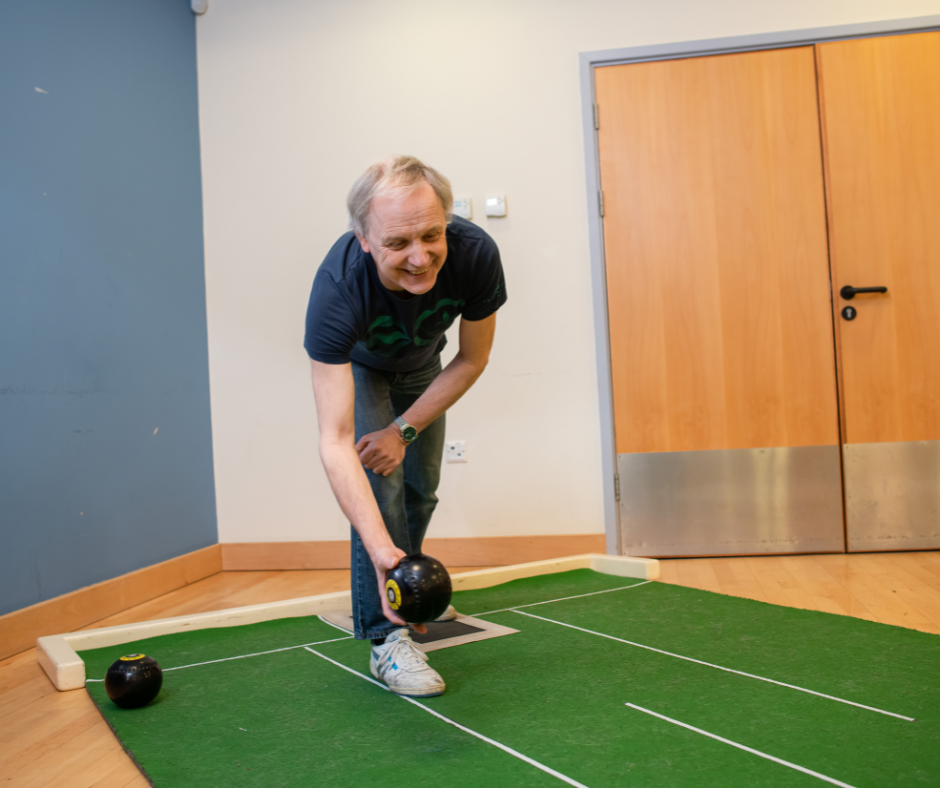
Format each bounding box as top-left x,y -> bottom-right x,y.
394,416 -> 418,444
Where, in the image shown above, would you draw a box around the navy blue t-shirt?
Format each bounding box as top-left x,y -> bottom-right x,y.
304,216 -> 507,372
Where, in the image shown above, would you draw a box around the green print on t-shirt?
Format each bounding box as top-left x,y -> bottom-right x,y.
413,298 -> 465,346
362,298 -> 466,357
362,315 -> 411,356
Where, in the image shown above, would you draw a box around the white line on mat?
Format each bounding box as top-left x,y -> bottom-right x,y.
304,647 -> 592,788
512,611 -> 914,722
83,636 -> 355,682
319,615 -> 355,635
469,581 -> 653,617
625,703 -> 860,788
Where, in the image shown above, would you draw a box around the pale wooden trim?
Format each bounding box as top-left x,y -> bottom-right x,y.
221,534 -> 607,571
38,553 -> 658,691
448,553 -> 658,591
1,544 -> 222,662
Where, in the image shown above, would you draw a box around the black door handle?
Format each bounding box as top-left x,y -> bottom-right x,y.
840,285 -> 888,300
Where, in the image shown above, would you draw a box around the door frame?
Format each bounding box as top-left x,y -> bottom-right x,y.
579,14 -> 940,556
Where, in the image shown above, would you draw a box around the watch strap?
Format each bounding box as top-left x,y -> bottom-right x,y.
394,416 -> 418,444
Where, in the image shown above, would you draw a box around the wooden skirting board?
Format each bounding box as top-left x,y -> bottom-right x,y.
220,534 -> 607,571
0,544 -> 222,663
37,553 -> 660,691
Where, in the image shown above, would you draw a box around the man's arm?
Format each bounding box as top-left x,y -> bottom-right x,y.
355,312 -> 497,475
309,360 -> 416,630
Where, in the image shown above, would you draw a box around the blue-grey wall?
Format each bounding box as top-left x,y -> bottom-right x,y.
0,1 -> 218,617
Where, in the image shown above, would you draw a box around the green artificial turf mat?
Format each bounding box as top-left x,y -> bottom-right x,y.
81,570 -> 940,787
519,581 -> 940,722
452,568 -> 648,615
84,647 -> 562,787
398,612 -> 935,787
80,614 -> 346,681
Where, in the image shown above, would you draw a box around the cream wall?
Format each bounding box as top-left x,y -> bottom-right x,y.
196,0 -> 940,544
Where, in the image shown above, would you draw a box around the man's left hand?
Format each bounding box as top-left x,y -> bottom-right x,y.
356,425 -> 407,476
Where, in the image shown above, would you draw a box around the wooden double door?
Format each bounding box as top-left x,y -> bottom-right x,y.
596,31 -> 940,556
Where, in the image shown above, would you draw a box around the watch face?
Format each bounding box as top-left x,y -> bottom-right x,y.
401,425 -> 418,442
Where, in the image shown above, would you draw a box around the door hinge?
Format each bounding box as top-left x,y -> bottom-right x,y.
598,190 -> 605,217
614,473 -> 620,501
593,102 -> 600,130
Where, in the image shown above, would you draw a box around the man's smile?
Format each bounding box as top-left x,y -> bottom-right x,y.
356,183 -> 449,295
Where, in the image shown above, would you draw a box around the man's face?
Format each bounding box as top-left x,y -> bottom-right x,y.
356,182 -> 448,295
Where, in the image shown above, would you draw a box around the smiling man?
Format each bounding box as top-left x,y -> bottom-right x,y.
304,156 -> 507,697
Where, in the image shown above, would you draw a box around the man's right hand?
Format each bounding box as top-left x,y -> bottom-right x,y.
370,545 -> 428,635
309,360 -> 428,636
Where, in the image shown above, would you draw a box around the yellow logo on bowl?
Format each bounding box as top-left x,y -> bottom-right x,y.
120,654 -> 145,661
386,579 -> 402,610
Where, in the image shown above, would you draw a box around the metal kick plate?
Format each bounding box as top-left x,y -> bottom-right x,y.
618,445 -> 844,557
845,440 -> 940,552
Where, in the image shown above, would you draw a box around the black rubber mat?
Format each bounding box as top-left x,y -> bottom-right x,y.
409,619 -> 483,643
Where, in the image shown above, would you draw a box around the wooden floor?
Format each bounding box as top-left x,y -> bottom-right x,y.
658,551 -> 940,637
3,553 -> 940,786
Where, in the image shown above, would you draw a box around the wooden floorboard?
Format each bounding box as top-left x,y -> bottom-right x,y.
2,555 -> 939,785
657,552 -> 940,635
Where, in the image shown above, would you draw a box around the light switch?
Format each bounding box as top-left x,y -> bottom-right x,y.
453,197 -> 472,220
485,195 -> 507,217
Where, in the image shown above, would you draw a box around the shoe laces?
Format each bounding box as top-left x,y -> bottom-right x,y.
381,634 -> 430,673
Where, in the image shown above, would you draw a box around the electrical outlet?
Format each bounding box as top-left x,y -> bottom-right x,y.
445,440 -> 467,463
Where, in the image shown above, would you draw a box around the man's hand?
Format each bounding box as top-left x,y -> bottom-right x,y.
356,425 -> 407,476
370,545 -> 427,635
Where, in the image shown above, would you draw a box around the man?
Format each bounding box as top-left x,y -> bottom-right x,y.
305,156 -> 507,697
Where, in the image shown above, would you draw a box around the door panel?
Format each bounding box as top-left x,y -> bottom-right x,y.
817,32 -> 940,550
843,441 -> 940,551
618,446 -> 844,557
597,47 -> 840,455
596,47 -> 844,556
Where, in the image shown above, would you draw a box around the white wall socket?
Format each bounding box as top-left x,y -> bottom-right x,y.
445,440 -> 467,463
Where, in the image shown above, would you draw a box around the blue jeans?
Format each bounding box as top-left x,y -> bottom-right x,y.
350,355 -> 445,640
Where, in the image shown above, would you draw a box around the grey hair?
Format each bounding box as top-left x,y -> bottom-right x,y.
347,155 -> 453,236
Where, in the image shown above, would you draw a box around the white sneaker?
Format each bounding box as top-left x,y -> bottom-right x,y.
435,604 -> 458,622
370,629 -> 446,698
